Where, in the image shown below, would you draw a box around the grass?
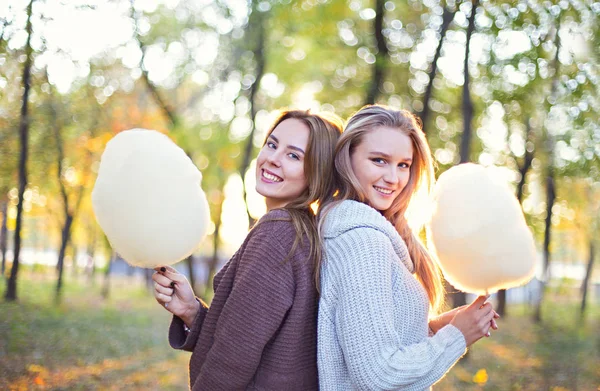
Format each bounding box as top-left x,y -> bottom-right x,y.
1,268 -> 599,390
0,268 -> 189,390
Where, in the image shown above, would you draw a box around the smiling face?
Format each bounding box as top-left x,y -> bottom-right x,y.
255,118 -> 310,211
349,126 -> 413,212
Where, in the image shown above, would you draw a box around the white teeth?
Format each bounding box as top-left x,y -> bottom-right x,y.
374,186 -> 393,195
263,171 -> 283,182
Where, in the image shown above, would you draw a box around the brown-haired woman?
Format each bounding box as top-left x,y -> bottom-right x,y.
153,110 -> 343,390
317,105 -> 499,390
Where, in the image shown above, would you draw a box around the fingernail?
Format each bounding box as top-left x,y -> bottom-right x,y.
160,267 -> 166,272
170,281 -> 175,288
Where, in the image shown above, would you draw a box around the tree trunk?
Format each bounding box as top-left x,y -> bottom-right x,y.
239,6 -> 266,228
101,251 -> 114,299
365,0 -> 388,105
186,255 -> 196,292
448,0 -> 478,309
516,118 -> 534,203
419,7 -> 455,134
204,199 -> 224,299
580,241 -> 595,319
56,214 -> 74,302
1,201 -> 7,276
87,224 -> 97,283
5,0 -> 34,302
498,118 -> 535,316
533,19 -> 561,323
459,0 -> 478,164
534,169 -> 555,322
130,1 -> 178,129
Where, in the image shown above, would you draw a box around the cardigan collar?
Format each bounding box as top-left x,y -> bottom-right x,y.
322,200 -> 414,273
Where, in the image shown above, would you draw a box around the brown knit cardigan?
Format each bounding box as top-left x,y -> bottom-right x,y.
168,209 -> 319,390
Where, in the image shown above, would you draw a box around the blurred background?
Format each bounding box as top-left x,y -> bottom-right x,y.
0,0 -> 599,389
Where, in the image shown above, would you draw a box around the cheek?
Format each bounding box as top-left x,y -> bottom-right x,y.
291,164 -> 307,187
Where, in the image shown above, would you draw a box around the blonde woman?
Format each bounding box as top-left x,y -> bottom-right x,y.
317,105 -> 499,390
153,110 -> 343,390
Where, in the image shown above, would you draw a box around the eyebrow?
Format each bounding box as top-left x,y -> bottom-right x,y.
369,151 -> 412,162
269,135 -> 306,154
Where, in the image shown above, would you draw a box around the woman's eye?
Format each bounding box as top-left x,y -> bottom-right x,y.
371,158 -> 386,164
399,163 -> 410,169
267,141 -> 277,149
288,153 -> 300,161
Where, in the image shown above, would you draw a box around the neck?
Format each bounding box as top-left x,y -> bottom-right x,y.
266,199 -> 288,212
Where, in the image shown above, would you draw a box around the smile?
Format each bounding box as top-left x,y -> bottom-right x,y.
262,169 -> 283,183
374,186 -> 394,195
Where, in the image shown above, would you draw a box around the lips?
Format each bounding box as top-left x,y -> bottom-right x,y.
261,169 -> 283,183
373,185 -> 394,196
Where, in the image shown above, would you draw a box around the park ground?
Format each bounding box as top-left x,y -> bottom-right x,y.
1,267 -> 599,391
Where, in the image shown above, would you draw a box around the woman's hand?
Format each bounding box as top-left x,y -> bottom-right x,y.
429,305 -> 466,334
450,295 -> 499,347
152,265 -> 199,327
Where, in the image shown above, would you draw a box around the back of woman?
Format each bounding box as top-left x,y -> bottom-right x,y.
153,110 -> 343,390
317,105 -> 498,391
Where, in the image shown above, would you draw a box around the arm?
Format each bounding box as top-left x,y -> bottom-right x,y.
153,266 -> 209,352
169,298 -> 209,352
331,229 -> 467,390
193,220 -> 296,390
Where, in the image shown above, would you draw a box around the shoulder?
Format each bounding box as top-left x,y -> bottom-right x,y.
322,200 -> 393,239
241,209 -> 297,258
325,226 -> 394,269
251,209 -> 295,238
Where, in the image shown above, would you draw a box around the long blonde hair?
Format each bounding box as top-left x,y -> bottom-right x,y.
259,110 -> 343,278
319,105 -> 444,312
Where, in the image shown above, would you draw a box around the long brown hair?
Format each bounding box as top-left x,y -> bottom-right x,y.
319,105 -> 444,312
258,110 -> 343,278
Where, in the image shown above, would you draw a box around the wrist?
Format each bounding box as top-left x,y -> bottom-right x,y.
429,316 -> 441,334
181,299 -> 200,328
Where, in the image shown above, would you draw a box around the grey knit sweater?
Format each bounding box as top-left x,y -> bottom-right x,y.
317,200 -> 467,390
169,209 -> 319,390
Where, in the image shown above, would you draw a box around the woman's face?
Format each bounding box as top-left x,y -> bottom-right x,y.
350,126 -> 413,212
255,118 -> 310,211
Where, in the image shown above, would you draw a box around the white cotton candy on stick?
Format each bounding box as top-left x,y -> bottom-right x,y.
92,129 -> 210,268
428,163 -> 536,294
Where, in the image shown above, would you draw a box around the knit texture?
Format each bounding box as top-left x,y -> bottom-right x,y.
317,200 -> 467,391
169,209 -> 319,390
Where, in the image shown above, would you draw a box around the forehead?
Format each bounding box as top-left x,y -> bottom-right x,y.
358,126 -> 413,158
270,118 -> 310,146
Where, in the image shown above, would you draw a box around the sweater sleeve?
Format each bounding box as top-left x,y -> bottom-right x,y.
168,298 -> 209,352
331,228 -> 466,390
193,220 -> 296,390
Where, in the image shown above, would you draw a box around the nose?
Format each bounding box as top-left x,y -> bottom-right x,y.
266,150 -> 282,167
383,166 -> 399,185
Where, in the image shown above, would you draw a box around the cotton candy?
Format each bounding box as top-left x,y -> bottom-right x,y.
427,163 -> 536,294
92,129 -> 210,268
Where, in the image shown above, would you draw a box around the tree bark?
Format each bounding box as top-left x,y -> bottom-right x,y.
1,201 -> 7,276
186,255 -> 196,292
448,0 -> 478,309
365,0 -> 388,105
101,250 -> 114,299
5,0 -> 34,302
239,6 -> 266,228
55,214 -> 73,302
130,0 -> 178,128
419,7 -> 455,134
459,0 -> 478,164
580,241 -> 595,319
498,117 -> 535,316
204,198 -> 224,300
534,169 -> 555,322
516,118 -> 535,203
533,19 -> 561,323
